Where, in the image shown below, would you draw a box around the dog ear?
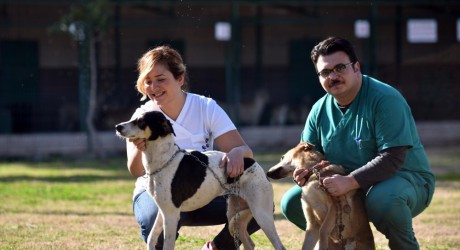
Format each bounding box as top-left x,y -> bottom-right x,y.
162,119 -> 176,136
298,142 -> 309,151
300,142 -> 315,151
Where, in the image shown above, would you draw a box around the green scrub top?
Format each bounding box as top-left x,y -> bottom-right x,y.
301,75 -> 432,176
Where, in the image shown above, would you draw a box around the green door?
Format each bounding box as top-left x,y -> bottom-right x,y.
0,40 -> 39,133
288,39 -> 323,105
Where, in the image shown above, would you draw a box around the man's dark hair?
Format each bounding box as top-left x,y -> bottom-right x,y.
310,37 -> 359,65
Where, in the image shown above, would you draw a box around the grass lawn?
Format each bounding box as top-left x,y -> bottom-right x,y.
0,146 -> 459,249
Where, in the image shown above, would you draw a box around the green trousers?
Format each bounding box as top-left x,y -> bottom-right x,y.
280,171 -> 435,250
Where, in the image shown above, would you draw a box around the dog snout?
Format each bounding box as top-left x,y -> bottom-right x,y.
267,167 -> 283,180
115,124 -> 124,133
267,164 -> 294,180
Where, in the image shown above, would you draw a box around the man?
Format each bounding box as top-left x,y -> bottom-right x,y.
281,37 -> 434,249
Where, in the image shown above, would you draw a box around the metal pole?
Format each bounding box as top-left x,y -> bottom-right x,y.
232,2 -> 240,125
225,37 -> 233,120
78,25 -> 90,133
369,4 -> 378,76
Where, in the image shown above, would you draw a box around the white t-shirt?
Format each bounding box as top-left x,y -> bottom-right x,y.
131,92 -> 236,199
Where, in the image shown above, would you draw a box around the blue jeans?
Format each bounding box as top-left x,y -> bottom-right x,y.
133,190 -> 260,250
280,171 -> 434,250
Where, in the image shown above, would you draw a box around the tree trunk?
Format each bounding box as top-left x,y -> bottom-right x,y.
86,34 -> 104,158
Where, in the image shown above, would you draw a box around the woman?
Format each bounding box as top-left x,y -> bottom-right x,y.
126,45 -> 259,250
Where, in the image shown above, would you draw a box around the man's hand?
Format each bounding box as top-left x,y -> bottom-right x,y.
293,168 -> 311,187
322,175 -> 360,196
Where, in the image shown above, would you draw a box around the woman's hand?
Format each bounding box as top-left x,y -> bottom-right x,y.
214,130 -> 253,178
129,138 -> 146,151
219,147 -> 245,178
126,138 -> 146,177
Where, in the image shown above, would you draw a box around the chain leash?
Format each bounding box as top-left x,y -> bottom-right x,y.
145,145 -> 183,176
146,145 -> 243,248
185,150 -> 242,249
334,196 -> 345,246
314,166 -> 345,247
231,182 -> 241,249
184,151 -> 237,195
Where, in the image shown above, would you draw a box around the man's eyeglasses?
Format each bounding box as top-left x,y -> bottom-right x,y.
317,62 -> 354,78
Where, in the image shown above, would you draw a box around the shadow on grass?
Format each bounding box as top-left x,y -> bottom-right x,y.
0,157 -> 127,171
0,174 -> 133,183
21,210 -> 133,216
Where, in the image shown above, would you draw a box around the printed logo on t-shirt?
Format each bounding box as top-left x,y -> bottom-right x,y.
201,137 -> 210,150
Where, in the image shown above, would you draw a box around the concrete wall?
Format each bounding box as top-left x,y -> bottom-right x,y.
1,121 -> 459,159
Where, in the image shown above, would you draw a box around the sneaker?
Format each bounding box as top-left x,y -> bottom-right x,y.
201,240 -> 218,250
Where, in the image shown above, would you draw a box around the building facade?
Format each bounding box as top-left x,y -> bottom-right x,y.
1,0 -> 459,134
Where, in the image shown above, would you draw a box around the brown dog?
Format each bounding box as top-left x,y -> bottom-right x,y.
267,142 -> 375,250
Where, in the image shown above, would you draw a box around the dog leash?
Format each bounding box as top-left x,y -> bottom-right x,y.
310,163 -> 346,247
184,149 -> 243,249
145,144 -> 243,248
183,150 -> 238,195
308,161 -> 348,248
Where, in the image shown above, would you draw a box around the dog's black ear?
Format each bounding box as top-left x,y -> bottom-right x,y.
162,119 -> 176,136
143,111 -> 176,140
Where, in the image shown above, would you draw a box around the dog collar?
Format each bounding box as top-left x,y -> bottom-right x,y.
146,144 -> 184,176
294,160 -> 331,186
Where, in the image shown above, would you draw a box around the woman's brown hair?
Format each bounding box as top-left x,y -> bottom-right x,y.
136,45 -> 189,101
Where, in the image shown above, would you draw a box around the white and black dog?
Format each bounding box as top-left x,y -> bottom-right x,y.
115,111 -> 285,250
